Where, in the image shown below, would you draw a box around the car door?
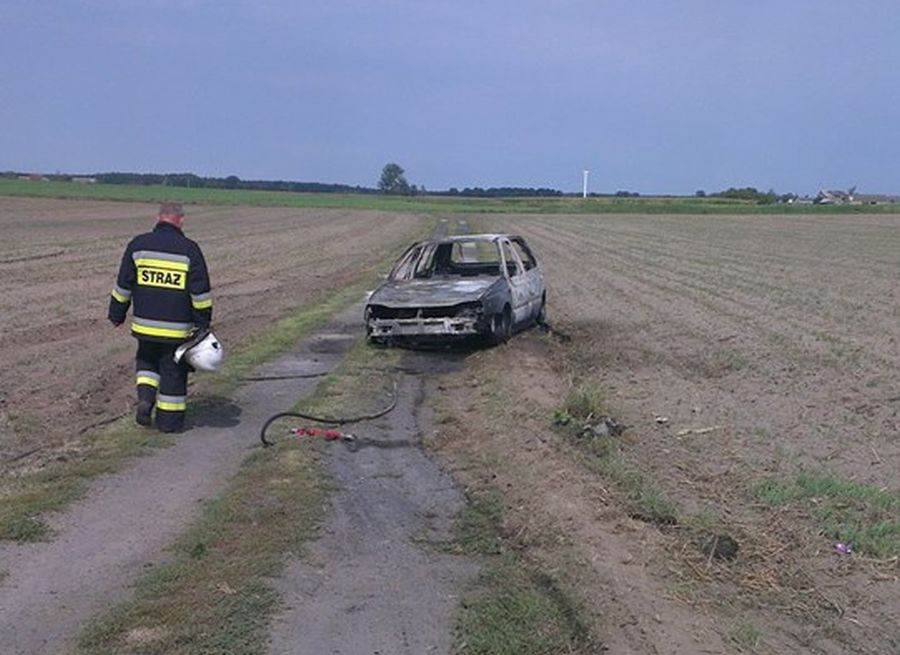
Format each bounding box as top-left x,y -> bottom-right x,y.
499,239 -> 530,324
511,237 -> 543,318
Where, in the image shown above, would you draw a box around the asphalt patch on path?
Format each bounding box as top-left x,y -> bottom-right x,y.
267,350 -> 478,655
0,304 -> 364,655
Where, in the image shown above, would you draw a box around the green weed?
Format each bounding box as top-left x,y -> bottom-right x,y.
552,391 -> 679,526
453,492 -> 505,556
563,383 -> 604,421
729,620 -> 763,650
755,470 -> 899,557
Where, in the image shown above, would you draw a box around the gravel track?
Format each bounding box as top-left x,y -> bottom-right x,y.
267,357 -> 477,654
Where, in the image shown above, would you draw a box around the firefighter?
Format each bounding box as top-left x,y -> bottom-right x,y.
108,203 -> 213,433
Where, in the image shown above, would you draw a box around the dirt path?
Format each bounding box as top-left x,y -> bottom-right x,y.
267,353 -> 477,654
268,219 -> 477,654
0,304 -> 363,655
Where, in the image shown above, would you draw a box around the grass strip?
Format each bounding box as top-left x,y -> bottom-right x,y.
76,337 -> 401,654
76,439 -> 326,654
449,492 -> 596,655
0,427 -> 174,541
0,220 -> 432,542
755,470 -> 899,558
553,383 -> 679,526
3,179 -> 900,214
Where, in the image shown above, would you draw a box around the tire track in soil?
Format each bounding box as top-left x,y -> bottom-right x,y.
267,353 -> 478,655
0,304 -> 364,655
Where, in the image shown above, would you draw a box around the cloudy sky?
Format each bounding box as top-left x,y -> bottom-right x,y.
1,1 -> 898,193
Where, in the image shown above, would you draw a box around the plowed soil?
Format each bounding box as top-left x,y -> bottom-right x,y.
481,212 -> 898,489
0,197 -> 424,462
432,212 -> 899,653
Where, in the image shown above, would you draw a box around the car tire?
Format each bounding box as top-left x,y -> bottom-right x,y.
489,306 -> 512,345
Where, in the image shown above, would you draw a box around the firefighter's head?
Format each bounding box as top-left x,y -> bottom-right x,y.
158,202 -> 185,228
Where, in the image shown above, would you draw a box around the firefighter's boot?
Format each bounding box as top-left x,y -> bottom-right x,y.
136,400 -> 153,427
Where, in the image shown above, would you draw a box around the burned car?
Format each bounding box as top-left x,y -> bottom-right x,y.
366,234 -> 545,344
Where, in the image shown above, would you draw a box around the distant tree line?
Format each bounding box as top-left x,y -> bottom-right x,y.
438,187 -> 563,197
91,172 -> 379,195
1,169 -> 797,203
707,187 -> 796,204
376,163 -> 563,197
1,168 -> 565,198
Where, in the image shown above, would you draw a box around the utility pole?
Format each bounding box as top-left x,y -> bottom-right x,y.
582,170 -> 589,198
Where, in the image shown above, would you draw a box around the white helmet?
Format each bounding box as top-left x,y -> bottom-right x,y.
174,330 -> 224,372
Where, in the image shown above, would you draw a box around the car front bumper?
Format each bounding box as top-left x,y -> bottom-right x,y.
368,316 -> 481,338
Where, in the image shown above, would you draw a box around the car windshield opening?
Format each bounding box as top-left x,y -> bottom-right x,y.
392,240 -> 504,280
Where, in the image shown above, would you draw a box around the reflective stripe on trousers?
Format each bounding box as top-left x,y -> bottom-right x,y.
156,394 -> 187,412
136,370 -> 160,388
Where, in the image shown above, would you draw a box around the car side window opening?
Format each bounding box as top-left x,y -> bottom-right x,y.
390,245 -> 423,280
500,241 -> 523,278
512,238 -> 537,271
413,243 -> 437,278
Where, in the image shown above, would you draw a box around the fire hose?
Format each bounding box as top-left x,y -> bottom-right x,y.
259,380 -> 399,448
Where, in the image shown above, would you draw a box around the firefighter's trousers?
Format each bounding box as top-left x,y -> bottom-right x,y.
135,340 -> 188,432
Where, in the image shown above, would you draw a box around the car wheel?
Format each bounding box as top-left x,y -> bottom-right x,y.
489,306 -> 512,345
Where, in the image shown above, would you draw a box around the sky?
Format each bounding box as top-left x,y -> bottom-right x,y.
1,1 -> 898,194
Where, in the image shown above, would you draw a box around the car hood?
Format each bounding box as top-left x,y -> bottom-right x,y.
368,277 -> 500,308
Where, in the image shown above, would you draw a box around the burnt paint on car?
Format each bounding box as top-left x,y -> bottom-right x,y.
365,234 -> 545,343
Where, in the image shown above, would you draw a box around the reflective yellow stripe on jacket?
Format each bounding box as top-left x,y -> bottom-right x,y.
131,317 -> 194,339
132,250 -> 190,271
111,284 -> 132,304
191,291 -> 213,310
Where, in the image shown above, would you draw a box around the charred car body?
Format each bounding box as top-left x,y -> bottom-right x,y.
366,234 -> 545,344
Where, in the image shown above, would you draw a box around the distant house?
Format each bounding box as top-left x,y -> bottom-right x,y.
72,177 -> 97,184
18,174 -> 48,181
815,186 -> 857,204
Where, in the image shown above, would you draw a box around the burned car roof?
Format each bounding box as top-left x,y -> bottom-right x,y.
419,233 -> 514,245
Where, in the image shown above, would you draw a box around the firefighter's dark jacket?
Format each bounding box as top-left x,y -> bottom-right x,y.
108,222 -> 212,343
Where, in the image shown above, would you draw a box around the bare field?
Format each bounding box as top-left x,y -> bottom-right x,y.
432,212 -> 899,653
0,197 -> 425,461
483,212 -> 898,489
